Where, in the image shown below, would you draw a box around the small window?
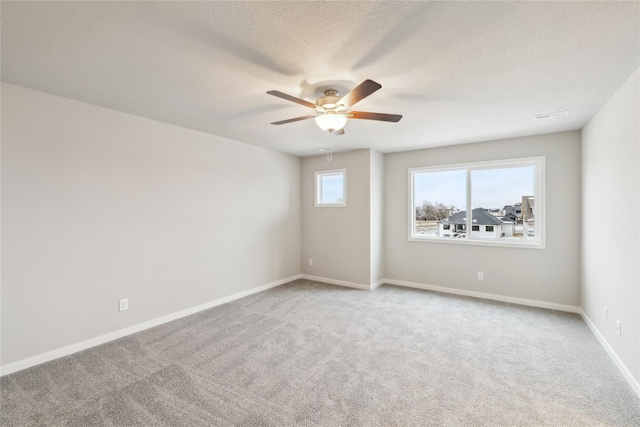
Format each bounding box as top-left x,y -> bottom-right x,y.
486,225 -> 494,232
472,225 -> 480,231
315,169 -> 346,207
443,224 -> 450,230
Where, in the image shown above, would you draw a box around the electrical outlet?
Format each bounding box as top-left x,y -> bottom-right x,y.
119,299 -> 128,312
604,307 -> 607,321
477,272 -> 484,280
616,321 -> 621,337
308,259 -> 313,266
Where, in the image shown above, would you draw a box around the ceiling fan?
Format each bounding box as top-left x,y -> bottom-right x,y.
267,79 -> 402,135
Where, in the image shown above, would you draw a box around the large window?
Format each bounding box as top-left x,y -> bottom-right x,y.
315,169 -> 346,207
409,157 -> 544,248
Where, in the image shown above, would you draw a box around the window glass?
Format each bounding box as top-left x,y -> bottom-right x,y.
471,165 -> 535,241
316,170 -> 346,207
413,169 -> 465,238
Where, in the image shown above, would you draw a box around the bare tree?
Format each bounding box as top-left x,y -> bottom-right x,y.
415,201 -> 453,221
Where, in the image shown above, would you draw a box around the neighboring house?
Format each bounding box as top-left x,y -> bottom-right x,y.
502,202 -> 523,224
502,203 -> 522,216
503,212 -> 518,223
522,196 -> 535,236
439,208 -> 514,238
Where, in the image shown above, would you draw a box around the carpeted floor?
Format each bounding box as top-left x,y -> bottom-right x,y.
2,279 -> 639,426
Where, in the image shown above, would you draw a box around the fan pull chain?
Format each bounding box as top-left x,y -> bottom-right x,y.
326,131 -> 334,162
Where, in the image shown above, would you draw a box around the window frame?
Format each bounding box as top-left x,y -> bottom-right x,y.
315,169 -> 347,207
408,157 -> 545,249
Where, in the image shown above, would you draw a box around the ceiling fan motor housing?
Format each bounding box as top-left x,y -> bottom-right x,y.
316,90 -> 345,112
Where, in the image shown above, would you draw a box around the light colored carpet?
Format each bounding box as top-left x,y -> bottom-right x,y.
2,279 -> 639,426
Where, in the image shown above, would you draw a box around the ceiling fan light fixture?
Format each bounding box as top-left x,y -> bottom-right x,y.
315,112 -> 348,132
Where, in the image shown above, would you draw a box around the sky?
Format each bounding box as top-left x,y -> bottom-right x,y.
414,166 -> 534,209
321,174 -> 344,203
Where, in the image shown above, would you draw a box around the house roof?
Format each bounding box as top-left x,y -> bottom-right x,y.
1,2 -> 639,157
440,208 -> 512,226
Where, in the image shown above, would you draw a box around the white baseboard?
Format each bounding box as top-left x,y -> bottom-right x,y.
580,310 -> 640,399
300,274 -> 372,290
382,278 -> 582,313
382,278 -> 639,399
298,276 -> 581,314
6,273 -> 638,403
370,279 -> 385,290
0,274 -> 301,377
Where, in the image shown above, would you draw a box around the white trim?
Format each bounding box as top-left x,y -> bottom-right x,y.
370,279 -> 385,290
301,274 -> 371,290
0,274 -> 301,377
580,310 -> 640,399
383,278 -> 581,313
300,275 -> 581,313
407,236 -> 546,249
6,273 -> 638,401
298,276 -> 580,314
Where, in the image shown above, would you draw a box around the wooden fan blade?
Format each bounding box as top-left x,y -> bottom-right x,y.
267,90 -> 317,109
347,111 -> 402,122
270,115 -> 315,125
338,79 -> 382,108
334,128 -> 345,136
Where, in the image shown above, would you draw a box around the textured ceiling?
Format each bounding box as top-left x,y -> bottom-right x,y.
2,1 -> 639,156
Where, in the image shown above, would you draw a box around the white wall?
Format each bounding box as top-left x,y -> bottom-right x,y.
582,68 -> 639,385
384,131 -> 581,307
1,83 -> 301,366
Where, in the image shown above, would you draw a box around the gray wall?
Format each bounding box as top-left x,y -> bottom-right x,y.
4,71 -> 638,387
301,150 -> 373,286
1,83 -> 301,366
384,131 -> 582,306
582,68 -> 639,383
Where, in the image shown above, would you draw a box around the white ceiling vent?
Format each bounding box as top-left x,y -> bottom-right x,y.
533,110 -> 570,120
